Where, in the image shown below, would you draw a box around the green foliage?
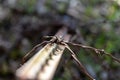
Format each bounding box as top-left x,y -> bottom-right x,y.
1,62 -> 9,75
17,0 -> 37,13
78,49 -> 102,72
106,2 -> 120,21
85,7 -> 93,17
105,30 -> 120,53
46,0 -> 52,10
54,67 -> 72,80
60,68 -> 72,80
94,33 -> 106,48
81,0 -> 105,6
46,0 -> 69,14
10,49 -> 23,59
57,2 -> 68,14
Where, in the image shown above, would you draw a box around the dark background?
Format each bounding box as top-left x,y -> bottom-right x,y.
0,0 -> 120,80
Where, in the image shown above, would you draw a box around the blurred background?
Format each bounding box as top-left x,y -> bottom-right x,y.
0,0 -> 120,80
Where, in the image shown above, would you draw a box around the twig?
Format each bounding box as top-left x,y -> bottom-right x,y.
63,42 -> 95,80
22,41 -> 50,64
67,42 -> 120,63
16,27 -> 120,80
16,27 -> 71,80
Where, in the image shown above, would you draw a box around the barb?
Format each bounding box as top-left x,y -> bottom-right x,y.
43,36 -> 56,40
62,42 -> 95,80
66,42 -> 120,63
103,52 -> 120,63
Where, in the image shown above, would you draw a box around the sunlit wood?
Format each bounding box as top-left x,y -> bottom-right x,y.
16,27 -> 71,80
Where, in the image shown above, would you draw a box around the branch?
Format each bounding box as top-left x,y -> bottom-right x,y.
63,42 -> 95,80
16,27 -> 71,80
67,42 -> 120,63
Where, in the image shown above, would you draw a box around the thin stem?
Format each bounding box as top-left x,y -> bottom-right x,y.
43,36 -> 55,39
104,52 -> 120,63
66,42 -> 120,63
22,41 -> 50,64
63,42 -> 95,80
67,42 -> 100,54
